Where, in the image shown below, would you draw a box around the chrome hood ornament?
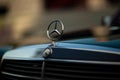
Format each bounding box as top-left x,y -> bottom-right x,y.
47,19 -> 64,46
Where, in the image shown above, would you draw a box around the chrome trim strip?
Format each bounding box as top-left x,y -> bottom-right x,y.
3,57 -> 45,60
41,61 -> 45,79
2,72 -> 41,79
3,57 -> 120,65
47,59 -> 120,65
55,47 -> 120,55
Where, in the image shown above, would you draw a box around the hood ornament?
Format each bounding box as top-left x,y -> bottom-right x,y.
47,19 -> 64,46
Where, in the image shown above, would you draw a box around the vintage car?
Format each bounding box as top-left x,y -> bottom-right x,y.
0,19 -> 120,80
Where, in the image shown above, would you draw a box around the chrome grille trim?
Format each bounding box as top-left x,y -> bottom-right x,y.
2,72 -> 41,79
47,59 -> 120,65
3,57 -> 45,60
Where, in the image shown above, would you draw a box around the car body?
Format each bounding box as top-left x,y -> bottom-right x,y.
1,37 -> 120,80
1,17 -> 120,80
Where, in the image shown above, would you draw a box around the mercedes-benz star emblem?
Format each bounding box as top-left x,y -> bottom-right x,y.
47,19 -> 64,41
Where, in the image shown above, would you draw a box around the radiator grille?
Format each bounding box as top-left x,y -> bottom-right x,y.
44,61 -> 120,80
2,59 -> 120,80
1,59 -> 43,80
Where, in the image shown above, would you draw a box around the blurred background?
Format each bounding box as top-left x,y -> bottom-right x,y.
0,0 -> 120,46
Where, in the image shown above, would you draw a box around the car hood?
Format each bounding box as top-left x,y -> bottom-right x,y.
60,38 -> 120,49
2,38 -> 120,63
